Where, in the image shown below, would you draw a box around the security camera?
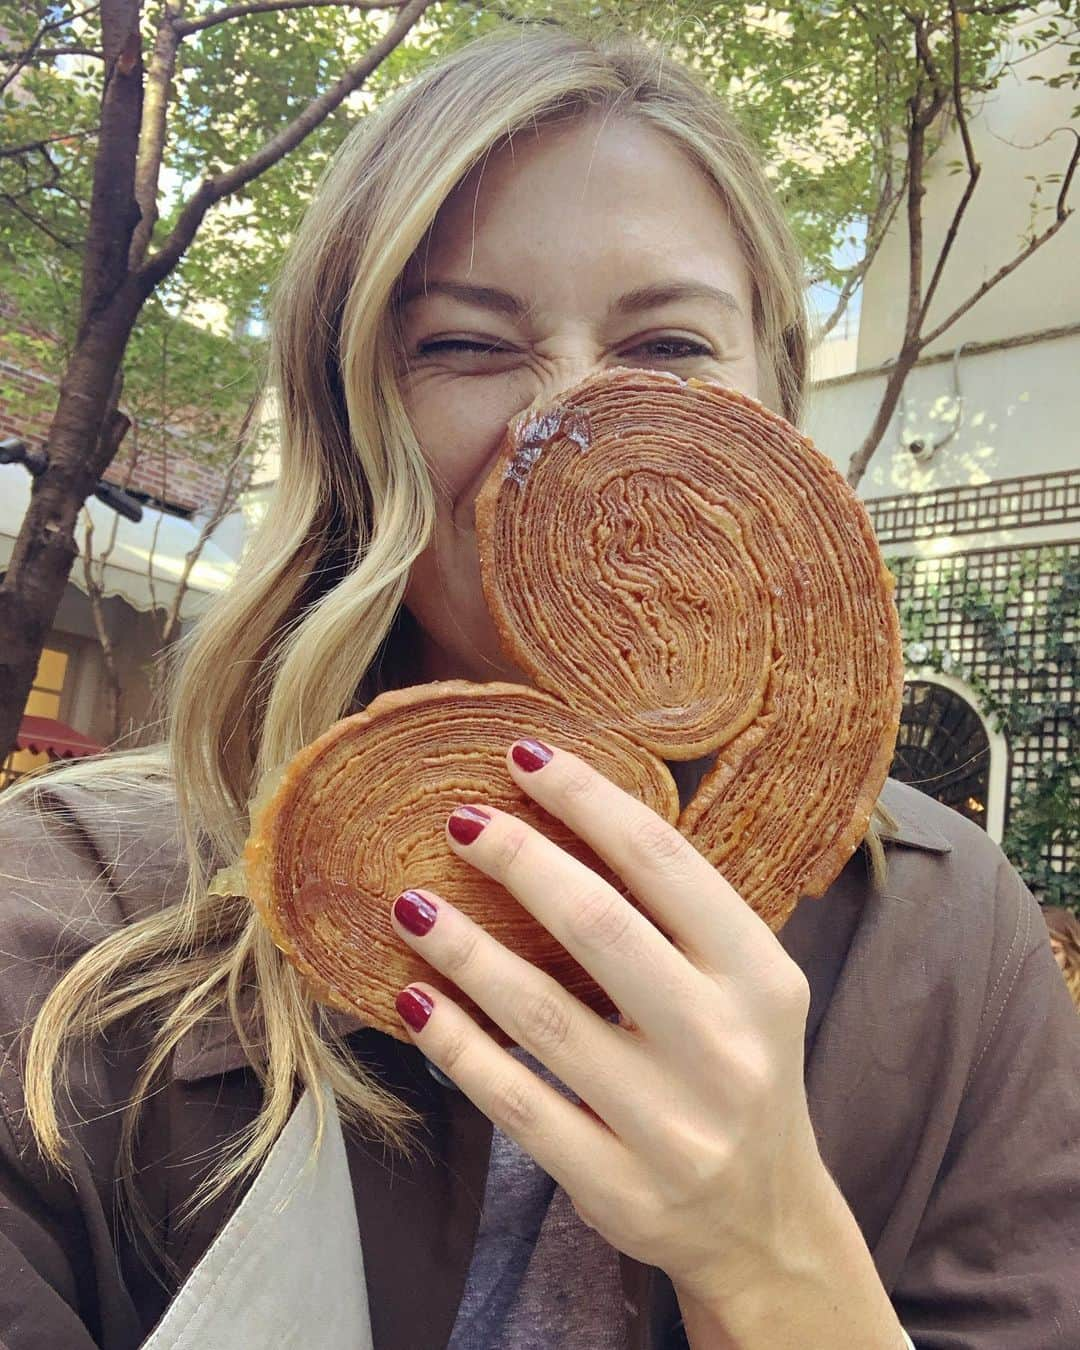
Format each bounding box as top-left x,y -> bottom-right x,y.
906,437 -> 934,462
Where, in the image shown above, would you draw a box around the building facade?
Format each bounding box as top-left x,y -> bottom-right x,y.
805,28 -> 1078,904
0,354 -> 237,783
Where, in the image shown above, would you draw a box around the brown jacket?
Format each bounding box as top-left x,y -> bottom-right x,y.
0,776 -> 1077,1350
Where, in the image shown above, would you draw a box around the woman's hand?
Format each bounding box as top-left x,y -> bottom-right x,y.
388,735 -> 831,1307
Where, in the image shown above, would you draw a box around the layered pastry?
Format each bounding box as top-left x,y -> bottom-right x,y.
476,370 -> 903,928
246,369 -> 902,1037
245,682 -> 679,1044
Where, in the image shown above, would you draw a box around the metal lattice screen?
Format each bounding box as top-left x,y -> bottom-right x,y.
885,543 -> 1078,891
869,469 -> 1080,546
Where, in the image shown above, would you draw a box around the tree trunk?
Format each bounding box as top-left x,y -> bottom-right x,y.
0,0 -> 433,767
0,288 -> 142,763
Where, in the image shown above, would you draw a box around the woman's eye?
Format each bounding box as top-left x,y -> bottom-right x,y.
416,338 -> 511,357
621,337 -> 715,361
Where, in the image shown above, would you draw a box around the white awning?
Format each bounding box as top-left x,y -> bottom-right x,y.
1,465 -> 239,622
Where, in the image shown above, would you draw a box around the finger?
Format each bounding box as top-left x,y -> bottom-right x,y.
442,804 -> 713,1054
505,739 -> 777,972
390,887 -> 650,1134
393,974 -> 629,1193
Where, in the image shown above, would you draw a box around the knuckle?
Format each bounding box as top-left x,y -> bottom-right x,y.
491,825 -> 529,873
756,959 -> 811,1019
728,1040 -> 779,1102
521,985 -> 575,1056
776,966 -> 811,1017
625,814 -> 692,869
440,925 -> 482,980
490,1072 -> 538,1135
567,886 -> 634,953
439,1027 -> 471,1080
559,760 -> 597,804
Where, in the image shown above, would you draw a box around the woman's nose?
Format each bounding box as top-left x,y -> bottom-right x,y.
531,348 -> 605,408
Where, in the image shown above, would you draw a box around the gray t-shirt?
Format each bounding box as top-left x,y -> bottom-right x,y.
444,1046 -> 629,1350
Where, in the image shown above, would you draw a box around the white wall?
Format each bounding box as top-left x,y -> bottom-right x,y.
856,18 -> 1080,368
804,329 -> 1079,498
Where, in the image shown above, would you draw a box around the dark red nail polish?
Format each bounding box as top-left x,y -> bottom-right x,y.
448,805 -> 490,845
396,986 -> 434,1031
511,738 -> 553,772
393,890 -> 437,936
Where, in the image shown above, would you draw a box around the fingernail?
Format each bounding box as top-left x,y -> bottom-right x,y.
396,987 -> 434,1031
511,738 -> 553,772
393,890 -> 438,936
448,805 -> 490,845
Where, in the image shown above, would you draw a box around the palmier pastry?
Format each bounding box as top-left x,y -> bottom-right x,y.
244,682 -> 678,1045
246,369 -> 902,1037
476,369 -> 902,927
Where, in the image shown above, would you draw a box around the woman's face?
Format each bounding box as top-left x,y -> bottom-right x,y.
397,115 -> 761,684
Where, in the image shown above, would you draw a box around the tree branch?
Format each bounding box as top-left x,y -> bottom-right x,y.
175,0 -> 405,35
138,0 -> 432,294
79,0 -> 144,331
129,1 -> 182,270
0,3 -> 103,94
0,193 -> 81,250
0,128 -> 98,160
159,400 -> 257,647
0,44 -> 104,61
902,11 -> 950,346
965,2 -> 1035,14
815,175 -> 907,343
81,512 -> 124,743
920,127 -> 1079,348
918,0 -> 982,329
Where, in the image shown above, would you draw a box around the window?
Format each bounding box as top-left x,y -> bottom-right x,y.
890,681 -> 991,828
1,645 -> 70,787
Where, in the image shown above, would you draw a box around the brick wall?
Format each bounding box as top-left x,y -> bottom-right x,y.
0,356 -> 229,516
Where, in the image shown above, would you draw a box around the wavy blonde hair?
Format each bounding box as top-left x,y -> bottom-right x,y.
19,24 -> 855,1228
1042,906 -> 1080,1011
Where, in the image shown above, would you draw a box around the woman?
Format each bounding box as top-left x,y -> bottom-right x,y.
1,26 -> 1077,1350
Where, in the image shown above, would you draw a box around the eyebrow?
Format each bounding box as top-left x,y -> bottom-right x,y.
401,278 -> 743,320
612,281 -> 743,318
400,281 -> 530,319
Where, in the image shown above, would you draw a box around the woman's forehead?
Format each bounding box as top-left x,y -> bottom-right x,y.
404,115 -> 754,311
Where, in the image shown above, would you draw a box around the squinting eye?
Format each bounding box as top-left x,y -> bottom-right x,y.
416,339 -> 511,357
623,338 -> 715,361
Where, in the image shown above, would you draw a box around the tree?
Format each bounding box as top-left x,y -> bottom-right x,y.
833,0 -> 1079,487
613,1 -> 1078,486
0,0 -> 435,762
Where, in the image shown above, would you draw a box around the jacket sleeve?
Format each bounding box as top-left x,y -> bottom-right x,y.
891,861 -> 1080,1349
0,1132 -> 103,1349
0,791 -> 144,1349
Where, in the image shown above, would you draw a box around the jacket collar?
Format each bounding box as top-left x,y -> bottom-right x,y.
876,778 -> 953,854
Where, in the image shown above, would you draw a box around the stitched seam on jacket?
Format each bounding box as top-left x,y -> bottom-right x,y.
977,865 -> 1026,1022
965,873 -> 1031,1090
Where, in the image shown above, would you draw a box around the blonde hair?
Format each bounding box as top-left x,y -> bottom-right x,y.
19,24 -> 847,1234
1042,906 -> 1080,1011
